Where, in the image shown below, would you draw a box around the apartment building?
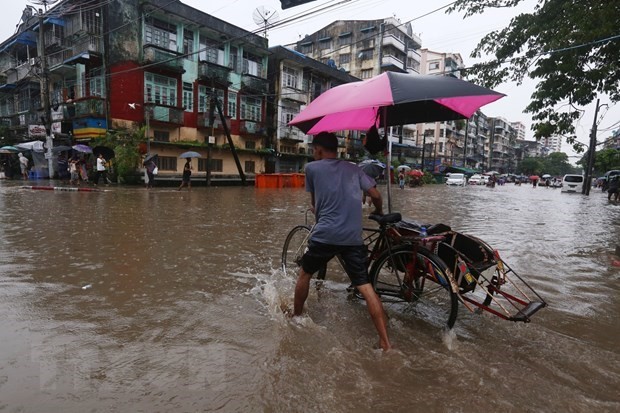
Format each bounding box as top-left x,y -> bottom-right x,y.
488,117 -> 517,173
417,49 -> 467,170
267,46 -> 361,173
0,0 -> 271,179
294,17 -> 423,149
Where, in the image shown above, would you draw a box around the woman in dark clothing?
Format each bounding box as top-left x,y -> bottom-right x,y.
178,159 -> 192,191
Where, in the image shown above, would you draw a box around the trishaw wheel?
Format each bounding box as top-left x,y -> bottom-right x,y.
370,245 -> 458,329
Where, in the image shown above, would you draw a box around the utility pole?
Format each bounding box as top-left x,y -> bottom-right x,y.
462,118 -> 469,168
207,91 -> 216,186
145,107 -> 150,155
37,8 -> 54,178
583,98 -> 601,196
421,131 -> 427,171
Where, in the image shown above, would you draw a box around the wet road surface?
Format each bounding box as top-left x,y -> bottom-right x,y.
0,180 -> 618,412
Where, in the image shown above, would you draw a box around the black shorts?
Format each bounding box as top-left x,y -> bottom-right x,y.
301,240 -> 370,286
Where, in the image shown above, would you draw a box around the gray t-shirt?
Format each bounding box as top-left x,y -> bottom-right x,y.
305,158 -> 376,245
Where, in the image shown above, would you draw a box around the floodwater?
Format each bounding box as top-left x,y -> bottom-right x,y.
0,179 -> 618,412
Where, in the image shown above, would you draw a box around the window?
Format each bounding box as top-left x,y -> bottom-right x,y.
228,91 -> 237,119
244,161 -> 255,173
318,38 -> 332,50
359,50 -> 374,60
88,68 -> 105,97
361,69 -> 373,79
198,86 -> 225,113
145,18 -> 177,51
183,29 -> 194,57
361,38 -> 375,49
282,66 -> 298,89
337,33 -> 351,46
153,130 -> 170,142
429,61 -> 440,70
145,73 -> 177,106
299,43 -> 312,54
229,46 -> 238,72
242,51 -> 263,77
282,109 -> 296,126
158,156 -> 177,170
240,96 -> 261,121
183,82 -> 193,112
245,141 -> 256,150
339,53 -> 351,65
198,158 -> 218,171
199,36 -> 225,65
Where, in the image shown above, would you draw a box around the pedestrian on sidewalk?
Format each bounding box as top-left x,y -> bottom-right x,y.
178,159 -> 192,191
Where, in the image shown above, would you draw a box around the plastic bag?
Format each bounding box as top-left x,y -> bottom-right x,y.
153,167 -> 158,175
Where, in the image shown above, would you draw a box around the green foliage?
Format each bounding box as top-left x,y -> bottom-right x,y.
91,128 -> 144,182
577,148 -> 620,175
448,0 -> 620,149
518,152 -> 580,175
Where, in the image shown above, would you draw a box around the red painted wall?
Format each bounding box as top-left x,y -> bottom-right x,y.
109,62 -> 145,123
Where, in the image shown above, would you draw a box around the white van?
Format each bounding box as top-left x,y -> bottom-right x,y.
561,174 -> 584,193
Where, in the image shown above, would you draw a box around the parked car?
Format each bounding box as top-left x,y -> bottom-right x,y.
468,174 -> 484,185
446,173 -> 466,186
561,174 -> 584,193
480,175 -> 490,185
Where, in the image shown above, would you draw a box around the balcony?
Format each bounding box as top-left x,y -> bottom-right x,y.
147,104 -> 184,125
281,86 -> 307,104
240,73 -> 268,94
63,35 -> 103,65
198,60 -> 232,86
142,45 -> 184,73
239,120 -> 267,137
73,97 -> 105,117
196,112 -> 231,130
382,35 -> 405,53
279,127 -> 303,142
5,62 -> 33,84
381,54 -> 405,72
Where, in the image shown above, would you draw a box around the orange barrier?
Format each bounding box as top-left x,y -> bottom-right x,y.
255,173 -> 305,188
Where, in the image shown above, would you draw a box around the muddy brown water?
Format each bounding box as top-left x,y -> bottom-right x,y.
0,180 -> 618,412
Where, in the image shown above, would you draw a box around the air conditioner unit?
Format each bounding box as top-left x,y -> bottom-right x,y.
29,58 -> 37,66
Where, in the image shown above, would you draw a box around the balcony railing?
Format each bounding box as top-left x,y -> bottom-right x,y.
196,113 -> 231,130
198,61 -> 232,85
382,35 -> 405,53
279,127 -> 303,142
73,97 -> 105,117
240,73 -> 268,94
5,62 -> 33,84
63,35 -> 103,63
148,104 -> 184,124
381,54 -> 405,71
281,86 -> 307,103
142,45 -> 184,72
239,119 -> 266,137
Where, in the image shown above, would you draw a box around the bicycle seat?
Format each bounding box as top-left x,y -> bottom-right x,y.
369,212 -> 402,225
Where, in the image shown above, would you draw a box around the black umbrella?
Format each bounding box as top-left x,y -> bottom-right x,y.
93,146 -> 115,159
143,153 -> 158,165
358,159 -> 385,179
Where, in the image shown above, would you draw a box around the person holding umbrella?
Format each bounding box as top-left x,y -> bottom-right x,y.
18,152 -> 29,180
292,132 -> 392,351
178,159 -> 192,191
143,155 -> 157,189
94,153 -> 108,186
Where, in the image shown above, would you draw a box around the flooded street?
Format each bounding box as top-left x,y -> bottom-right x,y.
0,180 -> 619,412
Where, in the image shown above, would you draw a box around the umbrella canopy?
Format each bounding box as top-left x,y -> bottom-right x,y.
289,72 -> 505,134
179,151 -> 202,159
0,145 -> 19,152
483,171 -> 500,175
143,153 -> 158,165
541,174 -> 551,179
93,146 -> 115,159
357,159 -> 385,179
529,175 -> 540,181
407,169 -> 424,177
16,141 -> 45,152
72,144 -> 93,153
397,165 -> 411,173
51,145 -> 72,153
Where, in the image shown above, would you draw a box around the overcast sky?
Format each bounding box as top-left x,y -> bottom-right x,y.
2,0 -> 617,161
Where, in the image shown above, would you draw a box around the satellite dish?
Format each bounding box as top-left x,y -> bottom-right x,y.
252,6 -> 279,38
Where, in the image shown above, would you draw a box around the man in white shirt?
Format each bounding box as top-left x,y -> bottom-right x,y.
94,154 -> 107,185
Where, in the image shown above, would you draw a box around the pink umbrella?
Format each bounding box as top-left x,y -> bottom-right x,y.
289,72 -> 505,134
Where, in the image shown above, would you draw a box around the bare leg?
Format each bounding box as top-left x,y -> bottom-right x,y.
356,283 -> 392,351
293,269 -> 312,316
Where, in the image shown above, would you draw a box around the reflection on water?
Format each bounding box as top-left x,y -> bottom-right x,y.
0,180 -> 619,412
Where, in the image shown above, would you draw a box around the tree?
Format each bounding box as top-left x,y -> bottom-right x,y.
91,128 -> 144,183
448,0 -> 620,151
518,157 -> 543,175
541,152 -> 576,176
577,148 -> 620,175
